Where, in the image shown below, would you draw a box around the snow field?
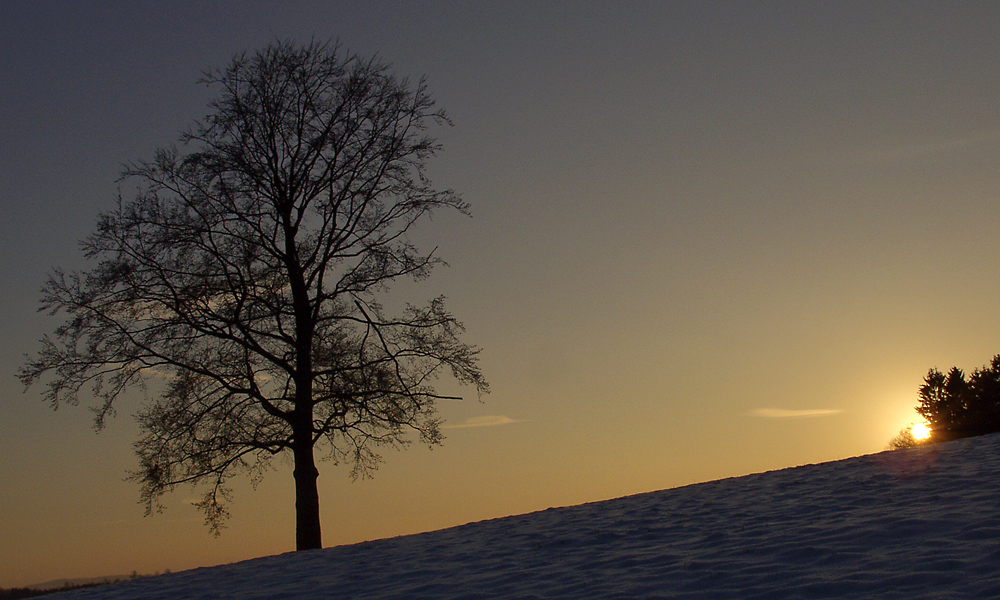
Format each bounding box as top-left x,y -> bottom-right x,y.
51,433 -> 1000,599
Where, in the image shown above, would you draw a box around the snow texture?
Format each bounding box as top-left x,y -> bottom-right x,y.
50,433 -> 1000,599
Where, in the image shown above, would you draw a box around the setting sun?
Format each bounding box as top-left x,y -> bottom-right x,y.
912,422 -> 931,441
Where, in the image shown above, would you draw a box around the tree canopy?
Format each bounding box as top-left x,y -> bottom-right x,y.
20,40 -> 487,550
915,355 -> 1000,443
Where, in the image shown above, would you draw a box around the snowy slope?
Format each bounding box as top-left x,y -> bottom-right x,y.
51,434 -> 1000,599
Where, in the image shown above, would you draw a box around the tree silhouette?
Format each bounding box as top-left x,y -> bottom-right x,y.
916,355 -> 1000,443
887,426 -> 921,450
20,40 -> 487,551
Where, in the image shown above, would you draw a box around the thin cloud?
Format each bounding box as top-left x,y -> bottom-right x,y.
442,415 -> 522,429
751,408 -> 843,419
851,129 -> 1000,164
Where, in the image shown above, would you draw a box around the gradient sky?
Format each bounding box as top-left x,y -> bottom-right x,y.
4,1 -> 1000,588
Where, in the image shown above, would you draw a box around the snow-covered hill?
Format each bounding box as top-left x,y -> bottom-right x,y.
51,434 -> 1000,599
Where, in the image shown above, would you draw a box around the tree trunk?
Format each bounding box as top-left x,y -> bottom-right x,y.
286,224 -> 321,550
293,437 -> 322,550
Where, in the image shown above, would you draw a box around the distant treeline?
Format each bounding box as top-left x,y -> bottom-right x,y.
892,354 -> 1000,449
0,572 -> 160,599
918,355 -> 1000,443
0,581 -> 107,599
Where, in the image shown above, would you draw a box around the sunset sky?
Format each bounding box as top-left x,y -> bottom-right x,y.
4,1 -> 1000,588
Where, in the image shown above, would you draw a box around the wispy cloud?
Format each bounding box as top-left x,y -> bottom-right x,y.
750,408 -> 843,419
442,415 -> 523,429
851,129 -> 1000,164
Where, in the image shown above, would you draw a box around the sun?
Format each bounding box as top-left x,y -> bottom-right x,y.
911,422 -> 931,441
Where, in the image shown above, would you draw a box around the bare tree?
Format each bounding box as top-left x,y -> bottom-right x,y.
887,426 -> 919,450
20,40 -> 488,551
